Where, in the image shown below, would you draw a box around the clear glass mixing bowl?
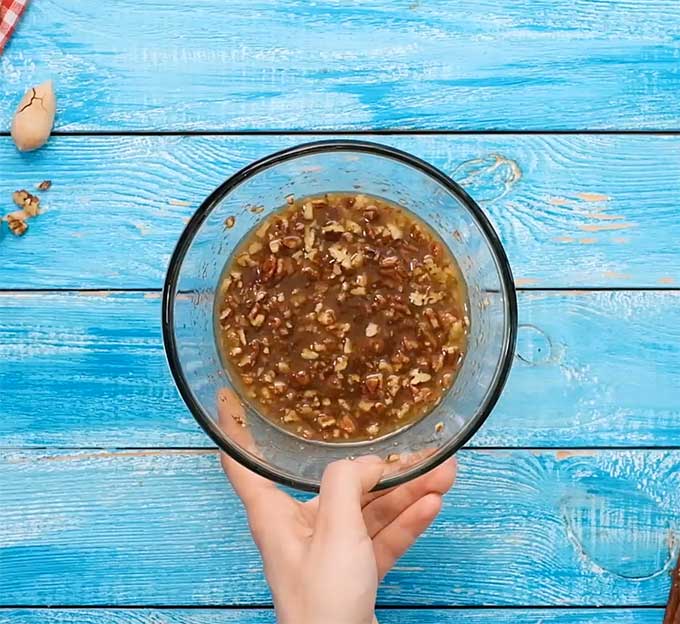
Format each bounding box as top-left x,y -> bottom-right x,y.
162,140 -> 517,491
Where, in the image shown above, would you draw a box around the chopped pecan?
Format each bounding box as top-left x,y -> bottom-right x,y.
317,308 -> 336,326
301,348 -> 318,360
317,415 -> 336,429
386,375 -> 401,397
379,256 -> 399,269
410,369 -> 432,385
283,409 -> 300,423
217,191 -> 467,443
6,214 -> 28,236
365,373 -> 383,396
282,235 -> 302,249
409,290 -> 427,306
321,221 -> 345,240
328,244 -> 352,269
386,222 -> 403,240
358,400 -> 374,413
366,423 -> 380,436
339,414 -> 356,433
291,370 -> 311,388
365,322 -> 379,338
363,205 -> 378,221
12,189 -> 40,216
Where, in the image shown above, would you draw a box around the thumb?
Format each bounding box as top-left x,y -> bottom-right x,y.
316,456 -> 384,539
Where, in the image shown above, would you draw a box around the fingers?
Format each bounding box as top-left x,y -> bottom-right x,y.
361,447 -> 441,507
363,458 -> 456,537
316,457 -> 384,539
372,492 -> 443,579
217,388 -> 278,508
379,446 -> 439,479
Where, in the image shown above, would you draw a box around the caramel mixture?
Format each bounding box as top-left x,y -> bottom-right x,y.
217,193 -> 468,442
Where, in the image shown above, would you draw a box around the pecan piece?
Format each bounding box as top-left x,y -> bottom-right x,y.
317,308 -> 336,326
282,235 -> 302,250
379,256 -> 399,269
12,189 -> 40,216
366,423 -> 380,436
291,370 -> 311,388
363,205 -> 378,221
410,369 -> 432,385
6,214 -> 28,236
301,347 -> 319,360
317,415 -> 336,429
321,221 -> 345,240
338,415 -> 356,434
259,255 -> 277,282
365,322 -> 379,338
365,373 -> 383,396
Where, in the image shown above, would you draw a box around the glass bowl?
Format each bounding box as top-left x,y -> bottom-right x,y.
162,140 -> 517,492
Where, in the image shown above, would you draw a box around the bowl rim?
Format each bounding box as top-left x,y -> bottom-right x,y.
162,139 -> 518,492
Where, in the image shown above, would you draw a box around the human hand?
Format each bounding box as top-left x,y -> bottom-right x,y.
218,389 -> 456,624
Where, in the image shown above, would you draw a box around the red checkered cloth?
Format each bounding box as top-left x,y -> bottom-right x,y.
0,0 -> 29,54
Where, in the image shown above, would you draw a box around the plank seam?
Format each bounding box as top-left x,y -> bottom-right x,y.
1,288 -> 678,294
4,446 -> 680,451
0,605 -> 668,610
5,130 -> 680,137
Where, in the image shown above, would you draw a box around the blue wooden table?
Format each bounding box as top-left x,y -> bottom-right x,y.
1,1 -> 679,622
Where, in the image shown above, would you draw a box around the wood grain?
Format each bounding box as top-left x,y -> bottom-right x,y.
3,0 -> 677,616
664,553 -> 680,623
0,609 -> 667,623
1,449 -> 678,606
2,1 -> 680,131
1,135 -> 680,288
2,290 -> 679,448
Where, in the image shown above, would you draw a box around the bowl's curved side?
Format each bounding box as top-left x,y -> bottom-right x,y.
162,139 -> 518,492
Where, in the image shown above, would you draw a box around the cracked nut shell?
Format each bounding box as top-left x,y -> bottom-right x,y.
11,80 -> 57,152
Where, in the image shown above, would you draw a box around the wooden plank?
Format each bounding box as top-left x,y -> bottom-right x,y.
0,608 -> 666,623
2,1 -> 680,131
1,449 -> 678,606
1,290 -> 678,448
1,135 -> 679,289
0,292 -> 198,447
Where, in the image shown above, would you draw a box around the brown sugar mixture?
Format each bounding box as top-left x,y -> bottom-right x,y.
216,193 -> 468,442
